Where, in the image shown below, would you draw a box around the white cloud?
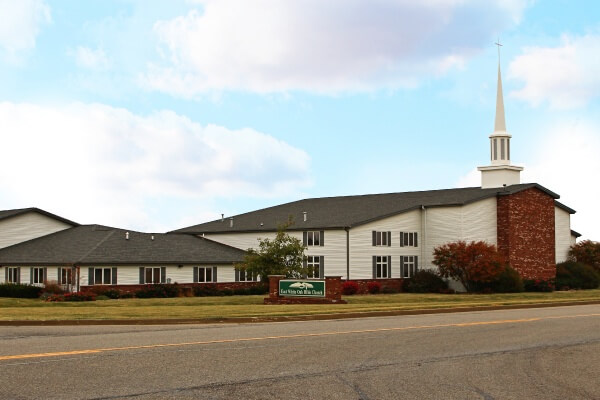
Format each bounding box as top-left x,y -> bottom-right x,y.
509,33 -> 600,109
457,121 -> 600,240
0,102 -> 311,231
0,0 -> 51,60
142,0 -> 527,96
71,46 -> 111,70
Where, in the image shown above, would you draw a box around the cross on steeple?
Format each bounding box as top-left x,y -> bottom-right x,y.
495,39 -> 503,61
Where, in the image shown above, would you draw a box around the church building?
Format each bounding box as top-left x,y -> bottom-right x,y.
0,61 -> 580,291
172,61 -> 579,289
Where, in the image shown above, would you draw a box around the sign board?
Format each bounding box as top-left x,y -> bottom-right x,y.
279,280 -> 326,297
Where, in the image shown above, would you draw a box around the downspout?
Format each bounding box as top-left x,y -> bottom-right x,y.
345,227 -> 350,280
421,206 -> 427,269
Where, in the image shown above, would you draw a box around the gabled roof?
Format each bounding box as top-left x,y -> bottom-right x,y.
555,201 -> 577,214
172,183 -> 564,234
0,225 -> 245,266
0,207 -> 79,227
571,230 -> 582,238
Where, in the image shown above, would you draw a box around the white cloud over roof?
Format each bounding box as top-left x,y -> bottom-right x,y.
509,33 -> 600,109
0,102 -> 311,231
142,0 -> 527,96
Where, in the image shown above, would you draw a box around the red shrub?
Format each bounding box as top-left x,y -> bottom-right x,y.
367,281 -> 381,294
342,281 -> 359,295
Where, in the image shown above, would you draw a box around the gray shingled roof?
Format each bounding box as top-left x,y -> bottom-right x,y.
172,183 -> 565,234
0,207 -> 79,226
0,225 -> 245,266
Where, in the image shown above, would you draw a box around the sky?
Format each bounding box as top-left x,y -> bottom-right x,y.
0,0 -> 599,239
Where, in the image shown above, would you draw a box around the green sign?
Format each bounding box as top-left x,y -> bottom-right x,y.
279,280 -> 326,297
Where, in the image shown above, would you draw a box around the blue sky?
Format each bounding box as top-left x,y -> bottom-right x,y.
1,0 -> 599,239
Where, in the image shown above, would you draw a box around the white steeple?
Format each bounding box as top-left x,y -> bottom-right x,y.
477,41 -> 523,188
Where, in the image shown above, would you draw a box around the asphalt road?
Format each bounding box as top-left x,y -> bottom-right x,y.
0,304 -> 599,399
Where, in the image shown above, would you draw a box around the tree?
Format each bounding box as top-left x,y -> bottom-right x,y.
568,240 -> 600,274
236,220 -> 307,283
433,240 -> 505,292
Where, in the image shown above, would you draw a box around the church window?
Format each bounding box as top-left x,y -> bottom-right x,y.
303,231 -> 323,246
400,256 -> 418,278
372,256 -> 391,279
372,231 -> 391,246
400,232 -> 418,247
501,138 -> 505,159
493,138 -> 498,160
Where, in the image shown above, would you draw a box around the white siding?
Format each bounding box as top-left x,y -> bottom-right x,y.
205,230 -> 348,279
348,210 -> 421,279
423,198 -> 497,269
555,207 -> 571,263
79,264 -> 237,286
0,212 -> 73,249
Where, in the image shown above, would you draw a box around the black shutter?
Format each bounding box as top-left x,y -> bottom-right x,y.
303,257 -> 307,278
57,268 -> 61,284
235,268 -> 240,282
303,231 -> 307,246
160,267 -> 166,283
139,267 -> 145,284
320,231 -> 324,246
43,268 -> 47,283
415,233 -> 418,247
387,232 -> 391,247
212,267 -> 218,282
372,231 -> 376,246
30,267 -> 33,284
89,268 -> 94,285
319,256 -> 325,279
17,267 -> 20,284
387,256 -> 392,279
400,232 -> 404,247
400,257 -> 405,279
372,256 -> 376,279
193,267 -> 198,283
111,267 -> 117,285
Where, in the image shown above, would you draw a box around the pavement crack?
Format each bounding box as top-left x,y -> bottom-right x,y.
337,373 -> 371,400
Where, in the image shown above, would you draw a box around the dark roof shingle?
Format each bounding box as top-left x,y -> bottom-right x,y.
0,225 -> 245,266
171,183 -> 564,234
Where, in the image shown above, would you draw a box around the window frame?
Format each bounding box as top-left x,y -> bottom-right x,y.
400,256 -> 419,278
306,255 -> 322,279
58,267 -> 75,285
372,231 -> 391,247
6,267 -> 19,284
400,232 -> 418,247
236,268 -> 256,282
194,266 -> 217,283
93,268 -> 112,285
373,255 -> 391,279
303,231 -> 324,247
31,267 -> 46,285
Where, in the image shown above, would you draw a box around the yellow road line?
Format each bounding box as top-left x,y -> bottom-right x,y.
1,313 -> 599,361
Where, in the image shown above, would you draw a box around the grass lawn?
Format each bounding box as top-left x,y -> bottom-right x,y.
1,289 -> 600,321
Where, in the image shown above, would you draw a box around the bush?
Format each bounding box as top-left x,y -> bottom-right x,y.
433,240 -> 504,292
524,279 -> 554,292
489,266 -> 524,293
232,284 -> 269,296
42,280 -> 65,295
405,270 -> 448,293
382,285 -> 400,294
0,283 -> 43,298
568,240 -> 600,273
88,286 -> 122,299
556,261 -> 600,290
367,281 -> 381,294
193,284 -> 221,297
135,284 -> 181,298
342,281 -> 359,295
46,291 -> 96,302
